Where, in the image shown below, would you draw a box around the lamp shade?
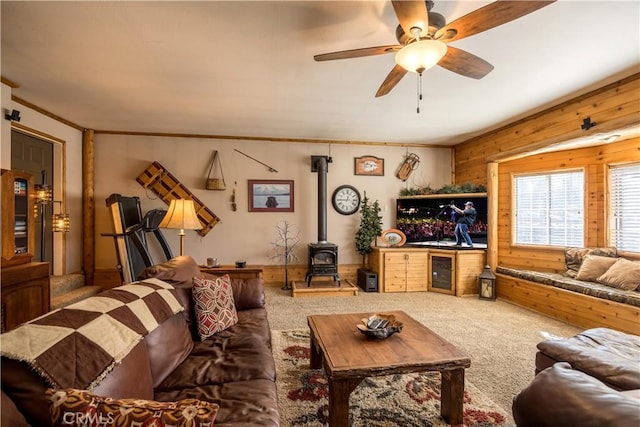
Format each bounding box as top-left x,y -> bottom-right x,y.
395,39 -> 447,73
159,199 -> 202,231
52,213 -> 70,232
34,184 -> 53,205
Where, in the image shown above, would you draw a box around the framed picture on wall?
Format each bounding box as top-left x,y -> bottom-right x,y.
248,180 -> 294,212
354,156 -> 384,176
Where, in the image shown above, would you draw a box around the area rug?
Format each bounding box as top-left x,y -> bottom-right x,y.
273,329 -> 509,427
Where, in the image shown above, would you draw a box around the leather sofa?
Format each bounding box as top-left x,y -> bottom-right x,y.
512,328 -> 640,426
1,255 -> 280,427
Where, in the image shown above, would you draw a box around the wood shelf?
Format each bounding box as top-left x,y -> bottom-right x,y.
1,169 -> 35,267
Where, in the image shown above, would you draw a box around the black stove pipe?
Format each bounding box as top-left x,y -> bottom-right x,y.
316,156 -> 328,243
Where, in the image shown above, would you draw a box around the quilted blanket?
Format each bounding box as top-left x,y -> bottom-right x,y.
0,278 -> 184,389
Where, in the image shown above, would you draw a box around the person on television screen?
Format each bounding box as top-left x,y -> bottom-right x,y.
450,201 -> 477,247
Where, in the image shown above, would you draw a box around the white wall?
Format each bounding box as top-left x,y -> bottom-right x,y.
94,134 -> 451,269
0,87 -> 84,274
2,87 -> 452,273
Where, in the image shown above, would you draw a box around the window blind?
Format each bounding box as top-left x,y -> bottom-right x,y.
514,170 -> 584,247
609,162 -> 640,252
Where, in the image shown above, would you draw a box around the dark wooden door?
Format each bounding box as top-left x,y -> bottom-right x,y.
11,130 -> 54,269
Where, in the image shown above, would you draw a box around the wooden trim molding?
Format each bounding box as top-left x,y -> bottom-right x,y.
94,129 -> 450,149
9,123 -> 66,144
11,96 -> 84,131
1,76 -> 19,88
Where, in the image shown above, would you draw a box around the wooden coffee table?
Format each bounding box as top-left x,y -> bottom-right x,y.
307,310 -> 471,426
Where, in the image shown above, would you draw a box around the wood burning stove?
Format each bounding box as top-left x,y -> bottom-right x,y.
306,156 -> 340,286
306,242 -> 339,285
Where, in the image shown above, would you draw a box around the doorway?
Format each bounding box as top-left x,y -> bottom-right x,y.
11,130 -> 54,270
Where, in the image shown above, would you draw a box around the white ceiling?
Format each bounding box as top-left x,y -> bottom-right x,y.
2,1 -> 639,146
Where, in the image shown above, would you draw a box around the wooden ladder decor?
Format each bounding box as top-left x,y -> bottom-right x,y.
136,161 -> 220,237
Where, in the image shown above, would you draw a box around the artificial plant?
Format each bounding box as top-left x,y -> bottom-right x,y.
355,193 -> 382,265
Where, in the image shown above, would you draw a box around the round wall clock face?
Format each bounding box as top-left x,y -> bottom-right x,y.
332,185 -> 361,215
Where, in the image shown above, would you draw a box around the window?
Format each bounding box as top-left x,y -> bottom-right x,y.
513,170 -> 584,247
609,162 -> 640,252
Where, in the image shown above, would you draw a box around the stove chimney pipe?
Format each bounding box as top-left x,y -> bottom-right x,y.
316,156 -> 328,243
311,155 -> 331,243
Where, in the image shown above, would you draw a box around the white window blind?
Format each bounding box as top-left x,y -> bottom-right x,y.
513,170 -> 584,247
609,162 -> 640,252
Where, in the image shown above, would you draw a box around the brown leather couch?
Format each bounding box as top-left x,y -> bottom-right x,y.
512,328 -> 640,426
1,255 -> 280,427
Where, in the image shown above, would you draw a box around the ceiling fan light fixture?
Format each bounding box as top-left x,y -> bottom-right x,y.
395,39 -> 447,74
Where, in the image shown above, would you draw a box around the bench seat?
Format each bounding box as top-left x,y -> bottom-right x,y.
496,267 -> 639,335
496,266 -> 640,307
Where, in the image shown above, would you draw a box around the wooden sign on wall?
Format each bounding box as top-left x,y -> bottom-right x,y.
136,161 -> 220,237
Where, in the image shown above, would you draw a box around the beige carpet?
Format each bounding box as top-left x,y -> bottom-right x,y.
264,287 -> 581,424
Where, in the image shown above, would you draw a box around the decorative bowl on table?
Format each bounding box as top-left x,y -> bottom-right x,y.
356,314 -> 403,339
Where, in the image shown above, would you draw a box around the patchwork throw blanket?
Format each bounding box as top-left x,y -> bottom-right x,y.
0,278 -> 184,390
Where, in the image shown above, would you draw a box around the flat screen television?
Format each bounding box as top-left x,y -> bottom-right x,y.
396,193 -> 488,248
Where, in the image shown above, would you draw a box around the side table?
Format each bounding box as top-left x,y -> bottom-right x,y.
199,265 -> 263,281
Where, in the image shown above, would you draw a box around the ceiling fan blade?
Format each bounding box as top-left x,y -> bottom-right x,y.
392,0 -> 429,39
435,1 -> 555,43
438,46 -> 494,79
375,64 -> 408,97
314,45 -> 401,61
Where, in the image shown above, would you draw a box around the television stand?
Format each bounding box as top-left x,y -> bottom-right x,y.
369,247 -> 485,296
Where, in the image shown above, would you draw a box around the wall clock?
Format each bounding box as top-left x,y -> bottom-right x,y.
332,185 -> 361,215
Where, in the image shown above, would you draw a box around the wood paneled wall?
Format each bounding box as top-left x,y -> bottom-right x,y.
454,73 -> 640,186
497,137 -> 639,272
452,73 -> 640,272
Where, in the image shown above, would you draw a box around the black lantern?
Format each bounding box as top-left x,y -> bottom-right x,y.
478,265 -> 497,300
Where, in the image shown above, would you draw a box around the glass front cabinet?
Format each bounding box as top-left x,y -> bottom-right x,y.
1,169 -> 35,267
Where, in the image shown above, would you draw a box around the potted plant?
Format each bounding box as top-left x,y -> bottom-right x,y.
355,193 -> 382,265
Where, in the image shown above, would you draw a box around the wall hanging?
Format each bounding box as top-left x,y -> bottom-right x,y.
248,180 -> 294,212
354,156 -> 384,176
136,161 -> 220,237
396,152 -> 420,181
205,150 -> 226,190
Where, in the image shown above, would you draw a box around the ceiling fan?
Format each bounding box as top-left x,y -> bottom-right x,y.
314,0 -> 556,98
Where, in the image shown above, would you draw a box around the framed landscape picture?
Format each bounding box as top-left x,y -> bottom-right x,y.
248,180 -> 294,212
354,156 -> 384,176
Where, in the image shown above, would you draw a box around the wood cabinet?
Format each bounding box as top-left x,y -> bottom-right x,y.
370,247 -> 485,296
1,169 -> 35,267
1,262 -> 50,332
1,170 -> 49,331
370,248 -> 429,292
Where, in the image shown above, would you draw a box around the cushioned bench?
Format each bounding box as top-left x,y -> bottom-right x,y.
496,248 -> 640,335
496,266 -> 640,307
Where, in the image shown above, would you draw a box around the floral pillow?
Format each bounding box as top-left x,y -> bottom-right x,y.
47,388 -> 218,427
192,275 -> 238,340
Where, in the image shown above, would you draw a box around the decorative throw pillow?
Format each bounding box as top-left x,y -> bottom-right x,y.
575,255 -> 619,282
564,247 -> 617,278
597,258 -> 640,291
47,388 -> 218,427
192,275 -> 238,340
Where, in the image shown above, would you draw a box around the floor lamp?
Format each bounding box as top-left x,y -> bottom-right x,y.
34,171 -> 71,262
159,199 -> 202,256
34,171 -> 52,262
